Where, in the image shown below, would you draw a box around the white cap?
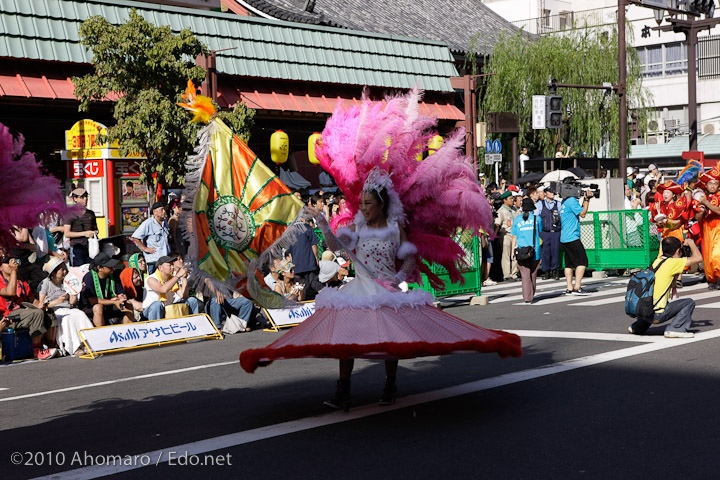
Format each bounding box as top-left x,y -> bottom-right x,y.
537,186 -> 546,192
648,163 -> 658,171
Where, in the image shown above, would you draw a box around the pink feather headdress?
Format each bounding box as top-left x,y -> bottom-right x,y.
0,123 -> 80,249
315,89 -> 493,289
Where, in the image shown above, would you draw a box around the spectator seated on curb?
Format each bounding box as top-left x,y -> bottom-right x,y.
120,266 -> 145,320
38,258 -> 93,356
207,288 -> 255,332
0,254 -> 59,359
318,252 -> 350,289
263,258 -> 282,292
80,253 -> 134,327
142,256 -> 200,320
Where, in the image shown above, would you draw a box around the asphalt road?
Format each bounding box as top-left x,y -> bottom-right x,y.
2,273 -> 719,480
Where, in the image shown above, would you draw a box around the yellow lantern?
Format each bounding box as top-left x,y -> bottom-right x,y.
308,132 -> 322,165
415,142 -> 424,161
428,135 -> 443,155
270,130 -> 289,164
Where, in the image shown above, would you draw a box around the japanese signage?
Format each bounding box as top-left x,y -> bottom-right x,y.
65,119 -> 111,150
79,314 -> 221,357
114,160 -> 143,177
263,302 -> 315,330
69,160 -> 105,178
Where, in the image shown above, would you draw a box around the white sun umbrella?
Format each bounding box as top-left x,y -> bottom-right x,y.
540,169 -> 579,183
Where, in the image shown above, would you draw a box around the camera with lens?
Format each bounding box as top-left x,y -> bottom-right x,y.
558,179 -> 600,200
681,245 -> 692,257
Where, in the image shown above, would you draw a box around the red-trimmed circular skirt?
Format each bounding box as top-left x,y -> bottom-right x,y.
240,305 -> 522,373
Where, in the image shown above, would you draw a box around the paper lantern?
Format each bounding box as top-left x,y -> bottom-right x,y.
270,130 -> 289,164
428,135 -> 443,155
308,132 -> 322,165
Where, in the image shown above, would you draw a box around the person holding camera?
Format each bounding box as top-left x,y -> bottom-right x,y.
511,198 -> 542,303
628,237 -> 702,338
560,189 -> 592,295
274,259 -> 305,301
80,253 -> 134,327
142,255 -> 200,321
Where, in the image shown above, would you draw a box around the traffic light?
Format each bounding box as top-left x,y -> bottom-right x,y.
688,0 -> 715,17
545,95 -> 562,129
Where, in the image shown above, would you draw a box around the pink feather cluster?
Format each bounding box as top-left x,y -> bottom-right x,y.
316,90 -> 493,289
0,123 -> 80,249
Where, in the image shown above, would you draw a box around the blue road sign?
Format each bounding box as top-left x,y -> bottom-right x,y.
493,139 -> 502,154
485,140 -> 493,154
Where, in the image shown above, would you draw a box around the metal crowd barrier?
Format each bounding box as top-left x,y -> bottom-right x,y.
312,210 -> 659,300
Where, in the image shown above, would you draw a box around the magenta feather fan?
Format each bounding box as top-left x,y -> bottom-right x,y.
0,123 -> 80,249
315,90 -> 493,289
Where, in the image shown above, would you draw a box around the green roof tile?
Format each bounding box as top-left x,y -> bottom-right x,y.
1,0 -> 457,91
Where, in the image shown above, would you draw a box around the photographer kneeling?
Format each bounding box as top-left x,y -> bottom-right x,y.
629,237 -> 702,338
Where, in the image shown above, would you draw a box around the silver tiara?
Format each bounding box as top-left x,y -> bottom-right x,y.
362,167 -> 393,197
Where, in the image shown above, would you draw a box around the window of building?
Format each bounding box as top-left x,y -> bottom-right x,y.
637,42 -> 689,78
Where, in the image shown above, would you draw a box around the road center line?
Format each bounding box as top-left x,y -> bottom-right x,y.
0,361 -> 237,403
31,327 -> 720,480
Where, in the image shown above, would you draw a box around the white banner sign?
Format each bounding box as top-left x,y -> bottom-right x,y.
485,153 -> 502,164
532,95 -> 546,130
80,314 -> 220,355
264,302 -> 315,329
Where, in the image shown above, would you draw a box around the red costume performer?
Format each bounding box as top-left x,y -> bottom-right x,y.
650,181 -> 692,244
694,165 -> 720,289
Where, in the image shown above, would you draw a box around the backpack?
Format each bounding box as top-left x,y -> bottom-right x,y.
625,258 -> 672,322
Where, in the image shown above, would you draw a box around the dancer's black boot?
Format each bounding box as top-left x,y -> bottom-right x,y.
378,376 -> 397,406
324,378 -> 351,411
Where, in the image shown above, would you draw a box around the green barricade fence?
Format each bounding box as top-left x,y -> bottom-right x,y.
310,210 -> 658,301
314,228 -> 482,299
579,209 -> 660,271
410,230 -> 483,298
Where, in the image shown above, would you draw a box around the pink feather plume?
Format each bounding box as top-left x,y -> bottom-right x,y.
315,90 -> 493,289
0,123 -> 81,249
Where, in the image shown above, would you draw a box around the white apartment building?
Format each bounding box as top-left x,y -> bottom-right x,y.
483,0 -> 720,152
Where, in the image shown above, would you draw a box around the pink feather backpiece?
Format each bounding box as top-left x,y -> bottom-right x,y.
0,123 -> 80,249
316,90 -> 493,288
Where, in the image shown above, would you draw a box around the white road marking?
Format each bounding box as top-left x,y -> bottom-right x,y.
31,327 -> 720,480
697,301 -> 720,308
0,361 -> 237,403
514,286 -> 628,305
504,329 -> 666,342
569,283 -> 710,306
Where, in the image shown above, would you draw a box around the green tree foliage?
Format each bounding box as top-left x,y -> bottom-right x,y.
476,26 -> 652,162
217,102 -> 255,144
73,8 -> 254,191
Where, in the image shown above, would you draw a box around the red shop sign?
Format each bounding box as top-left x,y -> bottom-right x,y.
69,160 -> 105,178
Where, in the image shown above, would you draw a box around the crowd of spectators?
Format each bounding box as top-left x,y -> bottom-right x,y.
1,187 -> 355,361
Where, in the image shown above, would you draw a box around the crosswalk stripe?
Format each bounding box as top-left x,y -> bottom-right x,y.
568,283 -> 710,306
512,286 -> 628,305
698,301 -> 720,308
481,275 -> 627,294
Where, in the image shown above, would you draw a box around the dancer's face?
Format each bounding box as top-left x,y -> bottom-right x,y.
663,190 -> 674,202
360,192 -> 384,224
707,179 -> 719,194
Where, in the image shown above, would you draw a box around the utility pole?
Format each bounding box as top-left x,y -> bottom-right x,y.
619,0 -> 627,186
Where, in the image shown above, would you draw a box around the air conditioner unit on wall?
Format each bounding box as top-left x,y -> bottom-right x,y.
702,121 -> 720,135
665,118 -> 681,129
647,118 -> 664,134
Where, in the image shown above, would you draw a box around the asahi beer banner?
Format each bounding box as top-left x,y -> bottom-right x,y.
264,302 -> 315,329
79,314 -> 220,355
